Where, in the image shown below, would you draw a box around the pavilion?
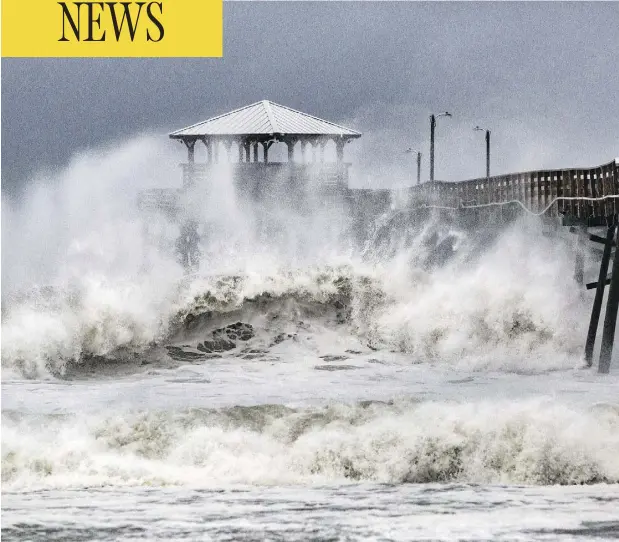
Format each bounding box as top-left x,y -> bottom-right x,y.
139,101 -> 379,270
168,100 -> 362,188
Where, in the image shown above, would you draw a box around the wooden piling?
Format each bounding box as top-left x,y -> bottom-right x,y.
585,225 -> 616,366
599,227 -> 619,374
574,226 -> 586,286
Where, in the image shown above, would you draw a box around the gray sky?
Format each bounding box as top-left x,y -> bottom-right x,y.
2,1 -> 618,194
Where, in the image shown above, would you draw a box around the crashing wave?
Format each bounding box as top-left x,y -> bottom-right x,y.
2,215 -> 591,378
3,398 -> 618,489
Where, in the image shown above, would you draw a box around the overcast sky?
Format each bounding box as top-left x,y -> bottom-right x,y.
2,1 -> 618,194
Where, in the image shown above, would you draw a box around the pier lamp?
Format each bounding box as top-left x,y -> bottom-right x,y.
430,112 -> 452,182
474,126 -> 491,180
405,148 -> 422,185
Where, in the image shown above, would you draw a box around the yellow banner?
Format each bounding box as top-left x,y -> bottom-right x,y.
2,0 -> 223,57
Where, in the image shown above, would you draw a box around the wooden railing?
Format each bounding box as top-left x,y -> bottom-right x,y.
180,162 -> 351,188
408,159 -> 619,222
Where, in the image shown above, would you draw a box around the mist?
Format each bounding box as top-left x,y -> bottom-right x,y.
1,131 -> 600,378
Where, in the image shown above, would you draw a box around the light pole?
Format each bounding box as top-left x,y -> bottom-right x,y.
474,126 -> 491,180
406,148 -> 422,185
430,112 -> 452,182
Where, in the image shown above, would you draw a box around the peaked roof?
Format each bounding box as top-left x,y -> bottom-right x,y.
169,100 -> 361,139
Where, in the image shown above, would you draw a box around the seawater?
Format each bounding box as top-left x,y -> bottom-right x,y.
2,136 -> 618,541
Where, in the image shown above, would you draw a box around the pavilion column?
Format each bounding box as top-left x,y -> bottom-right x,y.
205,138 -> 215,164
245,142 -> 251,162
238,141 -> 244,162
335,139 -> 346,163
222,140 -> 231,162
201,137 -> 210,163
262,142 -> 269,164
312,141 -> 318,163
211,140 -> 219,163
253,142 -> 259,162
185,139 -> 196,163
286,138 -> 297,163
303,141 -> 312,163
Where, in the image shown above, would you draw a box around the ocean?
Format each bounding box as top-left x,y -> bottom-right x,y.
2,137 -> 618,541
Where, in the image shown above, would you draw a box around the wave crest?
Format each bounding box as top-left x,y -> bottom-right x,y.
3,399 -> 618,489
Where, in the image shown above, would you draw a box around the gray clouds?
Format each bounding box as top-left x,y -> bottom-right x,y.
2,1 -> 618,193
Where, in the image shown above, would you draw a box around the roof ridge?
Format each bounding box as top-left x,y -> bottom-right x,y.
169,101 -> 264,136
169,100 -> 362,138
268,101 -> 361,136
262,100 -> 279,134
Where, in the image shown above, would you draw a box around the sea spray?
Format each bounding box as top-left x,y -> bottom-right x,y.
1,136 -> 594,377
3,398 -> 618,489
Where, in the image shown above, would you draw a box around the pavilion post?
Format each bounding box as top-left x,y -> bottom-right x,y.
286,139 -> 295,162
336,139 -> 345,163
262,141 -> 272,164
201,137 -> 210,163
303,141 -> 311,163
220,140 -> 227,163
212,140 -> 219,164
238,141 -> 244,162
185,139 -> 196,163
204,138 -> 215,164
253,142 -> 259,162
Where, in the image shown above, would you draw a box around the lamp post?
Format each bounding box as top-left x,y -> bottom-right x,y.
406,148 -> 422,185
430,112 -> 452,182
474,126 -> 491,180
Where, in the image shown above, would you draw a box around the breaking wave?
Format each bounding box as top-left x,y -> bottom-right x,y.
2,224 -> 590,378
3,399 -> 619,489
1,136 -> 592,378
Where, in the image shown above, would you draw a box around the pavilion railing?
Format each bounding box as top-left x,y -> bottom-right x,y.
180,162 -> 351,188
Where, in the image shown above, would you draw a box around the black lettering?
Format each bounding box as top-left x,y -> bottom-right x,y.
85,2 -> 106,41
59,2 -> 82,41
107,2 -> 145,41
146,2 -> 164,42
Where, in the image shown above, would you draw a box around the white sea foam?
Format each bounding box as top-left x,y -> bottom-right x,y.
1,135 -> 595,377
2,135 -> 619,530
3,398 -> 619,490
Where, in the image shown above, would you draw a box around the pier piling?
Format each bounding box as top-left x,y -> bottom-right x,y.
599,228 -> 619,374
585,225 -> 616,366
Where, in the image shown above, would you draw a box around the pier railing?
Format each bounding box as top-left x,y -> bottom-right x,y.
409,159 -> 619,223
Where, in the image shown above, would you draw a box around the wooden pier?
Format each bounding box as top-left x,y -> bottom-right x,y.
138,99 -> 618,373
407,159 -> 619,226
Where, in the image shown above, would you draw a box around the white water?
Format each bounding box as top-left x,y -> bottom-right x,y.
2,136 -> 618,540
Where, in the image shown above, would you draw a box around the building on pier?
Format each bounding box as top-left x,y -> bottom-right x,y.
138,100 -> 391,267
169,99 -> 361,192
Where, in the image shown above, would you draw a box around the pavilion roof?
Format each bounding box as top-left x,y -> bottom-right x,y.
169,100 -> 361,140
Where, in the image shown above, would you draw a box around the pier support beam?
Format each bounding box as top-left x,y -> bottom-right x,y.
574,226 -> 586,286
585,225 -> 616,366
599,228 -> 619,373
